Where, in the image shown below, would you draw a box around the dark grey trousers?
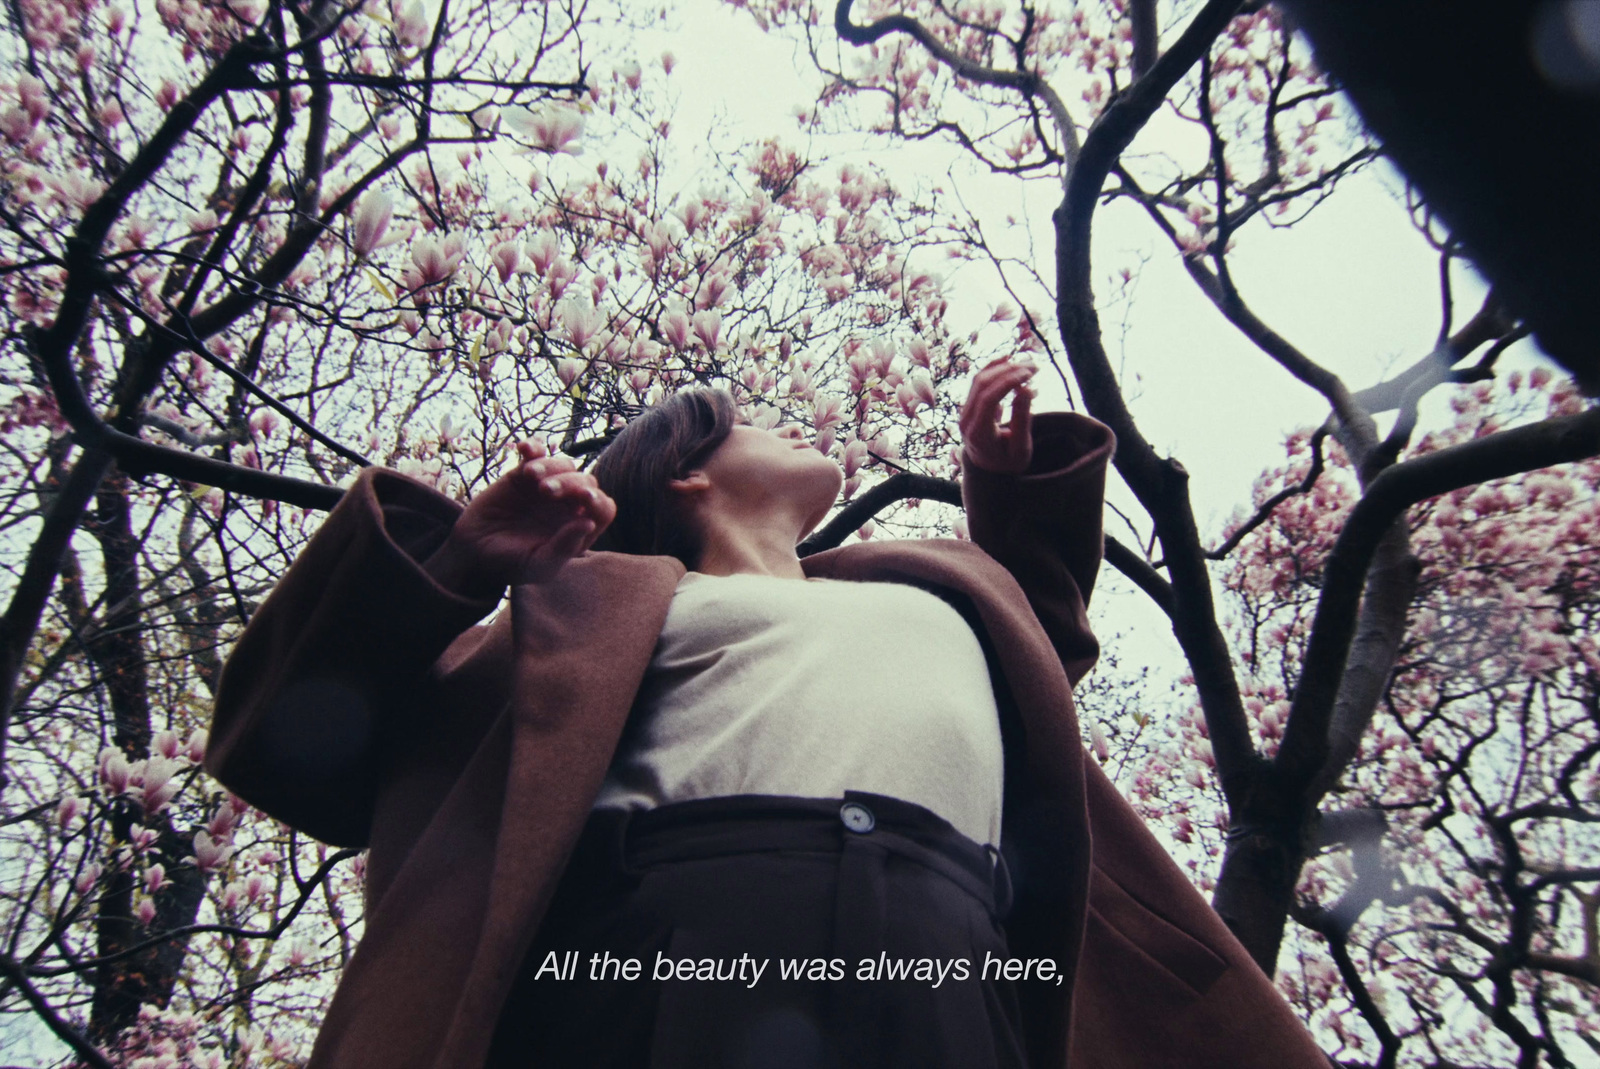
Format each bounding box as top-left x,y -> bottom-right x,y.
486,791 -> 1029,1069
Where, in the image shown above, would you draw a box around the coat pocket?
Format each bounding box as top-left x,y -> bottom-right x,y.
1086,864 -> 1227,998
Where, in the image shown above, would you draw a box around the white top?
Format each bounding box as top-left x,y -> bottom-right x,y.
593,571 -> 1004,846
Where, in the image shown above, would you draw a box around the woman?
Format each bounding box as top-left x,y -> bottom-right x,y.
205,356 -> 1330,1068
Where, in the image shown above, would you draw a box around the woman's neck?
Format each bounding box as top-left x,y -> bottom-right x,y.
691,516 -> 808,580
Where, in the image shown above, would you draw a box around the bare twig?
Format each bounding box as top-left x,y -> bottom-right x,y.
0,953 -> 116,1069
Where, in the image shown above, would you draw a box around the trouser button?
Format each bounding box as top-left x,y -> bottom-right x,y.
839,801 -> 875,834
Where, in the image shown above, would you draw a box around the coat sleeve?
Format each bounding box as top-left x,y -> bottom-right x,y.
205,466 -> 503,847
961,411 -> 1116,687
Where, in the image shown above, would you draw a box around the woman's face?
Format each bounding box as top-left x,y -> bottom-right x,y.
690,423 -> 844,537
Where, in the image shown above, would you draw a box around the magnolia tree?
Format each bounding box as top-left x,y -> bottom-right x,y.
1087,372 -> 1600,1065
2,0 -> 1598,1064
0,0 -> 1032,1062
724,0 -> 1600,1064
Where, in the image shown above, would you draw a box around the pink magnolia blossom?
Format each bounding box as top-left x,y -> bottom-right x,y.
74,863 -> 102,896
351,191 -> 394,258
820,274 -> 853,303
554,357 -> 585,388
628,337 -> 660,366
502,101 -> 585,155
1089,722 -> 1111,763
641,221 -> 675,266
0,106 -> 37,143
559,298 -> 604,350
660,307 -> 692,350
870,339 -> 894,378
409,232 -> 464,287
248,410 -> 280,439
153,729 -> 181,761
489,240 -> 521,283
16,73 -> 50,124
191,831 -> 231,873
696,270 -> 732,310
846,351 -> 872,393
392,0 -> 431,48
100,748 -> 133,794
55,795 -> 80,830
139,757 -> 184,816
526,231 -> 559,274
145,863 -> 168,896
135,897 -> 157,926
599,330 -> 628,366
547,257 -> 576,299
842,438 -> 869,479
691,309 -> 722,350
677,199 -> 708,234
812,395 -> 844,433
206,801 -> 238,840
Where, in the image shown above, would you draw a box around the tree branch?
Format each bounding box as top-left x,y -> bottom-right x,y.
1206,421 -> 1328,560
799,470 -> 962,555
1129,0 -> 1158,78
833,0 -> 1081,169
1104,534 -> 1175,615
0,952 -> 116,1069
1277,404 -> 1600,785
1057,0 -> 1260,809
32,326 -> 344,511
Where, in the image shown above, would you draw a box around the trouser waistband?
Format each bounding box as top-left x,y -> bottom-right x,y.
581,791 -> 1013,919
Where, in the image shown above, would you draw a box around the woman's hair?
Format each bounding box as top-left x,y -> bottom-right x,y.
589,388 -> 740,568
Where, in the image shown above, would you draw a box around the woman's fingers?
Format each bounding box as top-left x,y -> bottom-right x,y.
962,362 -> 1036,444
586,486 -> 617,529
958,356 -> 1037,473
537,468 -> 599,500
963,359 -> 1036,428
1009,380 -> 1033,436
543,514 -> 596,559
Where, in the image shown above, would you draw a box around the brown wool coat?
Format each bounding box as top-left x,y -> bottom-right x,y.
206,413 -> 1329,1069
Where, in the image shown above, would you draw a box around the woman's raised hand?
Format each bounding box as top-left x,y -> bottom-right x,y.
959,355 -> 1037,474
423,439 -> 617,597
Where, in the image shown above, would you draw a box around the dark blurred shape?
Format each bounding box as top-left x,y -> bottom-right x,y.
1277,0 -> 1600,394
731,1007 -> 837,1069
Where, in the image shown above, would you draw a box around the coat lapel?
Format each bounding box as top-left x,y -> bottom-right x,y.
441,552 -> 686,1068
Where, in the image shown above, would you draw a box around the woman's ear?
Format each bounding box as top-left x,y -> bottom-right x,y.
666,470 -> 712,498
